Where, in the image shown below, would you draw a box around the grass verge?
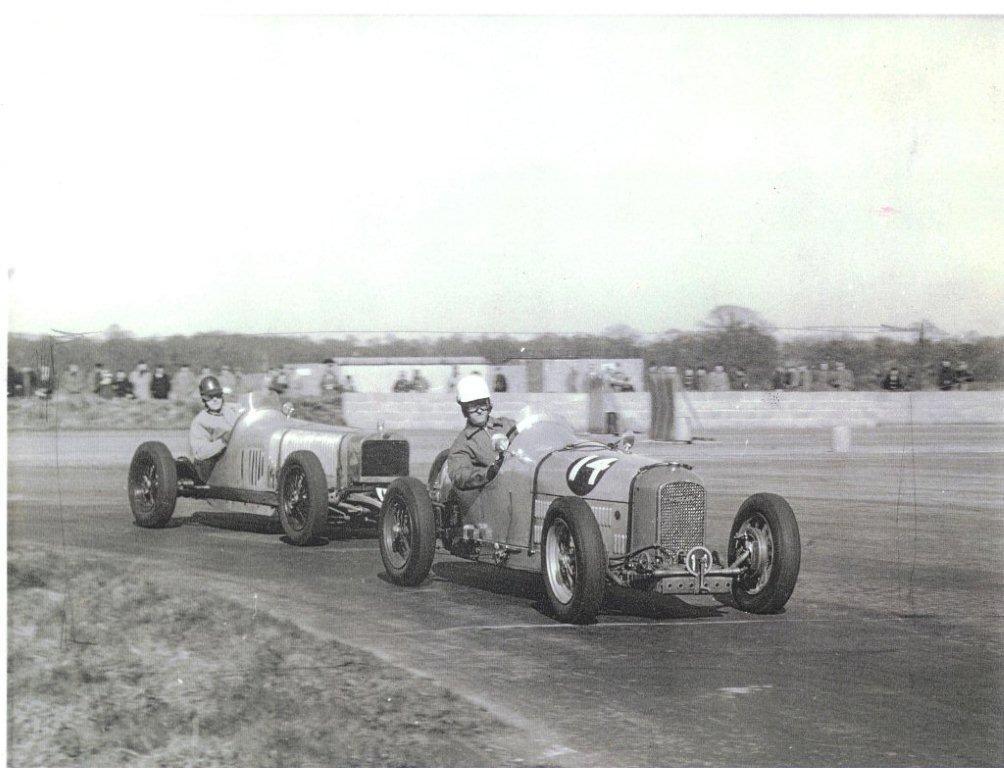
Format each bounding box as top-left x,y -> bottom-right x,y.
7,546 -> 550,767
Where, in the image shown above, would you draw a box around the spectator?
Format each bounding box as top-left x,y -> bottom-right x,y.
269,367 -> 289,396
63,364 -> 84,396
342,375 -> 356,393
813,362 -> 831,391
784,366 -> 799,390
320,359 -> 339,397
682,368 -> 695,390
98,368 -> 115,399
172,364 -> 196,402
151,365 -> 171,400
392,371 -> 411,393
832,361 -> 855,390
938,360 -> 957,391
732,366 -> 750,391
130,361 -> 152,400
600,366 -> 619,434
798,365 -> 813,390
695,366 -> 708,391
771,367 -> 786,390
566,366 -> 579,393
493,368 -> 508,393
707,364 -> 730,392
882,366 -> 906,391
410,369 -> 431,393
447,365 -> 460,391
113,370 -> 134,398
218,365 -> 238,396
956,361 -> 975,391
92,363 -> 106,395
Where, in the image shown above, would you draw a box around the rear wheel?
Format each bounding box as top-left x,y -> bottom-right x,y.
541,499 -> 607,624
278,451 -> 328,545
379,477 -> 436,586
728,493 -> 801,614
128,442 -> 178,528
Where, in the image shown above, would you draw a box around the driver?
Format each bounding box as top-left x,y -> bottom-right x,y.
189,375 -> 245,481
447,374 -> 516,497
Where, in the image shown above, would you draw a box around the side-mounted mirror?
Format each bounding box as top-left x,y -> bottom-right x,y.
281,402 -> 295,418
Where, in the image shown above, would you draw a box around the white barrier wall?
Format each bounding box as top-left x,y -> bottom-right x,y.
341,391 -> 1004,432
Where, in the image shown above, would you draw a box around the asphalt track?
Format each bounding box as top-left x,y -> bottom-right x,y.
8,424 -> 1004,767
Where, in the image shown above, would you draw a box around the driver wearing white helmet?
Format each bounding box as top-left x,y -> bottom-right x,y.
447,374 -> 516,494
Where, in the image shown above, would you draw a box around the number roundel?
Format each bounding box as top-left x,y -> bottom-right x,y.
565,455 -> 619,496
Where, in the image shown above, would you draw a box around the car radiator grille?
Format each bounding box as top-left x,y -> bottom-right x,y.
657,481 -> 706,554
361,440 -> 409,478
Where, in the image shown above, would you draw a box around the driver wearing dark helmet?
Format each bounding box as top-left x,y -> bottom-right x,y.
188,375 -> 245,481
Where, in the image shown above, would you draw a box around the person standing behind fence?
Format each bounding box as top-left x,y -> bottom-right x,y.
938,360 -> 957,391
955,361 -> 975,391
131,361 -> 152,400
832,362 -> 854,390
707,364 -> 730,392
63,364 -> 83,398
218,365 -> 237,397
172,364 -> 196,402
151,365 -> 171,400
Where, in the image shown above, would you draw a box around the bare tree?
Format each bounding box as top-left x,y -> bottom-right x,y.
700,305 -> 775,332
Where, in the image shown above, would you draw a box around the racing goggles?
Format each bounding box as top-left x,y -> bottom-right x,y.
463,399 -> 491,415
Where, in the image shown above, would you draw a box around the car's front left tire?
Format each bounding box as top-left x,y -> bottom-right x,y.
128,441 -> 178,528
541,498 -> 607,624
277,451 -> 329,545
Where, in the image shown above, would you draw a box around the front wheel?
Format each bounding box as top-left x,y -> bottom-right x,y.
541,499 -> 607,624
728,493 -> 801,614
379,477 -> 436,586
277,451 -> 329,545
128,442 -> 178,527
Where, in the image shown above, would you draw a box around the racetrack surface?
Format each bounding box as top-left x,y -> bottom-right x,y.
8,424 -> 1004,767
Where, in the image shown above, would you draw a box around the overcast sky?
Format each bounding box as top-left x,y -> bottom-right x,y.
3,10 -> 1002,337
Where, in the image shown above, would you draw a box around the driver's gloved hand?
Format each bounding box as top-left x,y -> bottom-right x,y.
485,454 -> 505,483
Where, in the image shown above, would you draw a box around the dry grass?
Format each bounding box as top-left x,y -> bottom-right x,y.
7,546 -> 549,768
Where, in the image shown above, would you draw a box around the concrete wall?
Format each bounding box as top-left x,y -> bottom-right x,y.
342,390 -> 1004,432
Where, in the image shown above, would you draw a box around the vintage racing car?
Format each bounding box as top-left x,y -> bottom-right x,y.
379,412 -> 800,623
127,392 -> 409,544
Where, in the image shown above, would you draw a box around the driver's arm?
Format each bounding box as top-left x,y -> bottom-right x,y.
448,443 -> 491,490
189,417 -> 227,460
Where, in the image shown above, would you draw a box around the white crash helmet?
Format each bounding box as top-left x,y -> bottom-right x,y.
456,373 -> 491,405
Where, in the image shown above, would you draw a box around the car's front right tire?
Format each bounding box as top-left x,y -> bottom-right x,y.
379,477 -> 436,586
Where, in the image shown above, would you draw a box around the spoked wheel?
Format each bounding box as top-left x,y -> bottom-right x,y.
379,477 -> 435,586
277,451 -> 328,545
127,442 -> 178,528
728,493 -> 801,614
541,499 -> 606,624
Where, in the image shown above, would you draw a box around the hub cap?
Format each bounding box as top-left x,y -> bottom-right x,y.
130,459 -> 159,512
281,466 -> 309,531
383,498 -> 412,568
545,517 -> 576,604
736,512 -> 774,594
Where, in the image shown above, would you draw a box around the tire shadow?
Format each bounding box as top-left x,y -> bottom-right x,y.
187,511 -> 283,535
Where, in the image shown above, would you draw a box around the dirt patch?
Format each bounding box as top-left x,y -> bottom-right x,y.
7,546 -> 553,767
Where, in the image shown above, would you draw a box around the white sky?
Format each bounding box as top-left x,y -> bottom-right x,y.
3,8 -> 1002,337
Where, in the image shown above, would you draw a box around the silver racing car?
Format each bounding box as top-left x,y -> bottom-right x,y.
127,392 -> 409,544
379,412 -> 800,623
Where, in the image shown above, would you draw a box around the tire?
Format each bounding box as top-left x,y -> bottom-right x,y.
379,477 -> 436,586
277,451 -> 329,545
128,442 -> 178,528
541,498 -> 607,624
728,493 -> 801,614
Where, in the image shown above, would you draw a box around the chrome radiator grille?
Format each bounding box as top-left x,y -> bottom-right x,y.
657,482 -> 706,554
